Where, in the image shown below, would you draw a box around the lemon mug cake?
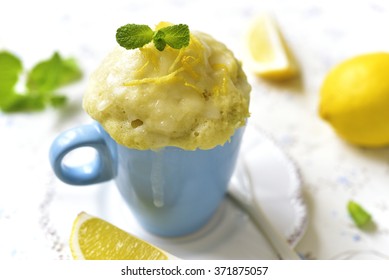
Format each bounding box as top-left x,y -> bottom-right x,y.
50,23 -> 251,236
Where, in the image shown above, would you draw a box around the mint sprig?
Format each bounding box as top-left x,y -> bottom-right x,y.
116,23 -> 190,51
0,51 -> 82,112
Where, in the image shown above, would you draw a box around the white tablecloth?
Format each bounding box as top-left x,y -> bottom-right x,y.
1,0 -> 389,260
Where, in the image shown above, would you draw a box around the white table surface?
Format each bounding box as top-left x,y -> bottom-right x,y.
1,0 -> 389,260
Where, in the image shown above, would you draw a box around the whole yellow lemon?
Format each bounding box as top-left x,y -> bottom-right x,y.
319,52 -> 389,147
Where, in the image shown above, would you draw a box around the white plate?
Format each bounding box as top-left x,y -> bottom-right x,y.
47,123 -> 307,259
91,124 -> 308,259
233,125 -> 308,248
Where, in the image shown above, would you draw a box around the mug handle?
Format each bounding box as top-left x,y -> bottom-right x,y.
49,122 -> 115,185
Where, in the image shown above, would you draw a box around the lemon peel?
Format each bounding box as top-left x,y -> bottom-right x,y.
184,82 -> 204,94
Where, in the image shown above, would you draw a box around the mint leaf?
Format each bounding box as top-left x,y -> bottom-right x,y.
0,51 -> 22,93
58,57 -> 83,85
3,93 -> 46,112
116,24 -> 154,50
27,52 -> 82,92
0,51 -> 23,109
347,200 -> 372,228
49,94 -> 67,107
159,24 -> 190,49
153,30 -> 167,51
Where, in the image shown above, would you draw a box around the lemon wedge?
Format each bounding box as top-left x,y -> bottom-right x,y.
243,14 -> 298,80
70,212 -> 174,260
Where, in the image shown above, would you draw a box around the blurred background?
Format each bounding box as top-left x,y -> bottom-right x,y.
1,0 -> 389,259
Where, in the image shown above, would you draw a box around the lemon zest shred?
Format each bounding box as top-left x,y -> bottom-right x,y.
124,33 -> 210,90
123,67 -> 185,87
184,82 -> 203,95
191,36 -> 206,64
141,47 -> 160,72
212,63 -> 229,95
182,55 -> 200,79
213,63 -> 229,73
168,48 -> 186,73
189,34 -> 204,52
133,60 -> 150,78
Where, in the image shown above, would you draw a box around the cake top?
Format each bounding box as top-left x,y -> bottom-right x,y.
83,23 -> 250,150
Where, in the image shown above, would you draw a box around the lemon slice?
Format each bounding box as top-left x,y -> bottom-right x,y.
243,14 -> 298,80
70,212 -> 174,260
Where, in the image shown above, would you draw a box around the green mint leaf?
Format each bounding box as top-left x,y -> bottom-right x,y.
27,52 -> 61,92
0,92 -> 22,112
0,51 -> 23,109
27,52 -> 82,92
116,24 -> 154,50
347,200 -> 372,228
0,51 -> 23,93
59,57 -> 83,85
2,93 -> 46,112
159,24 -> 190,49
153,30 -> 167,51
49,94 -> 67,107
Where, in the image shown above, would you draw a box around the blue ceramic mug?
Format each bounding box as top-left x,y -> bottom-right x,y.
49,122 -> 244,236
